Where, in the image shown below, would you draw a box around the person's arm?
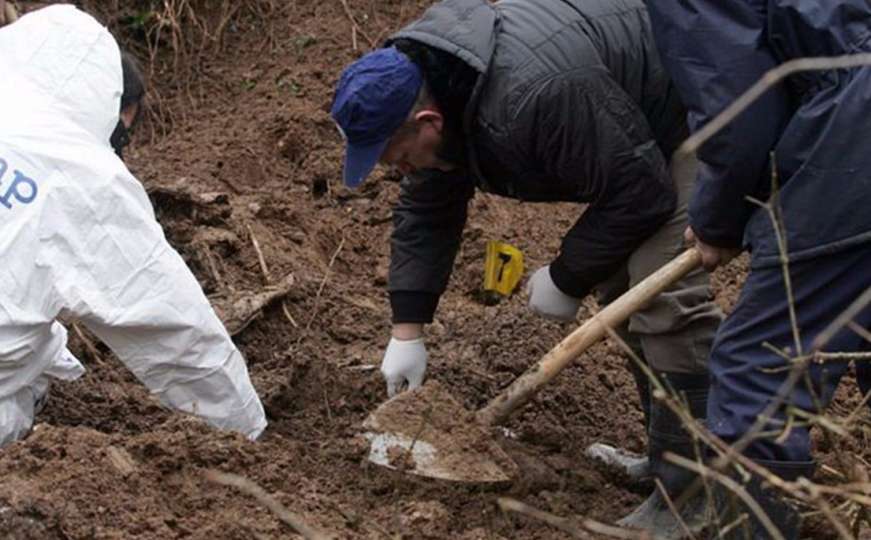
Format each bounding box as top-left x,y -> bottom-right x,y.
646,0 -> 792,249
379,169 -> 473,395
45,165 -> 266,440
388,169 -> 475,325
518,70 -> 677,300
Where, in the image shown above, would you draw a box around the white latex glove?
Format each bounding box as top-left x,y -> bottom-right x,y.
527,265 -> 583,321
381,337 -> 428,397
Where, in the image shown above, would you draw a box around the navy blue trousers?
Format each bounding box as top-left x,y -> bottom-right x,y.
707,244 -> 871,462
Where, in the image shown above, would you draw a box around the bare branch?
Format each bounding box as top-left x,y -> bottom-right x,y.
497,497 -> 651,539
800,479 -> 856,540
301,235 -> 346,336
204,470 -> 332,540
815,351 -> 871,361
653,478 -> 697,540
812,286 -> 871,352
847,321 -> 871,344
338,0 -> 376,49
247,223 -> 271,283
72,321 -> 106,365
496,498 -> 589,539
665,454 -> 786,540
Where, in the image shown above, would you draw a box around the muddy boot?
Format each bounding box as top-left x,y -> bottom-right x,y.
711,460 -> 814,540
617,372 -> 710,539
586,355 -> 653,482
586,442 -> 650,482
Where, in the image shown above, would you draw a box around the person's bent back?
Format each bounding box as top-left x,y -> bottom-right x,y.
0,5 -> 266,445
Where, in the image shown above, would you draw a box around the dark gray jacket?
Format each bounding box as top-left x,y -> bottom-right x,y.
388,0 -> 687,323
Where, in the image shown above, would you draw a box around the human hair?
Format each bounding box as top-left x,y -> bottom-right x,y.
119,51 -> 145,117
392,81 -> 436,139
390,38 -> 478,165
391,38 -> 476,131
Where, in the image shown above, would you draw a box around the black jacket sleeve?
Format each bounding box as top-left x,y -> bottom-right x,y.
516,70 -> 677,298
388,169 -> 475,323
646,0 -> 792,248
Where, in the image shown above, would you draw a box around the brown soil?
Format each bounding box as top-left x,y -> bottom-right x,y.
362,381 -> 518,483
2,1 -> 869,539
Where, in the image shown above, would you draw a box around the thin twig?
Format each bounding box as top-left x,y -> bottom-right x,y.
322,384 -> 333,422
847,321 -> 871,344
401,402 -> 434,468
815,351 -> 871,361
301,235 -> 346,336
282,302 -> 299,328
497,497 -> 650,539
787,407 -> 848,437
72,322 -> 105,365
666,454 -> 785,540
323,499 -> 393,540
213,0 -> 243,53
248,224 -> 271,283
338,0 -> 376,48
606,326 -> 808,507
749,161 -> 801,356
845,386 -> 871,427
497,498 -> 587,538
801,479 -> 856,540
654,478 -> 696,540
812,286 -> 871,352
204,470 -> 332,540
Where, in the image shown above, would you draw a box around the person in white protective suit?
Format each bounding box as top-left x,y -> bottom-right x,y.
0,5 -> 267,446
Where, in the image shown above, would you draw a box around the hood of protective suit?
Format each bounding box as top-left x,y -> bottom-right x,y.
0,4 -> 121,146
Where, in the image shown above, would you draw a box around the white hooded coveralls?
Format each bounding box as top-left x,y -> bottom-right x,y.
0,5 -> 267,446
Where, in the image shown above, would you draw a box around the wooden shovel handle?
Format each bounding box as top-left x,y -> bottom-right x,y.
476,248 -> 703,427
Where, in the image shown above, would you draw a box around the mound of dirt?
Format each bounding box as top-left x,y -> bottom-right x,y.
362,381 -> 518,483
2,1 -> 869,539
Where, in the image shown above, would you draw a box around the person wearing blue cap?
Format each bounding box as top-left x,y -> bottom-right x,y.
332,1 -> 723,535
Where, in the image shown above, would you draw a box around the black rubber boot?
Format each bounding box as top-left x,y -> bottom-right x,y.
627,356 -> 652,432
712,459 -> 814,540
617,372 -> 711,539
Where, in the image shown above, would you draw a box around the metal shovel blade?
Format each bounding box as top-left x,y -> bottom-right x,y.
362,382 -> 517,483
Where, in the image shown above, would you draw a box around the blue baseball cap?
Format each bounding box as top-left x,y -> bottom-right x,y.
331,47 -> 423,188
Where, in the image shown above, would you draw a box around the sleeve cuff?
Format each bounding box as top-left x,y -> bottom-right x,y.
390,291 -> 441,324
548,259 -> 594,300
687,213 -> 746,250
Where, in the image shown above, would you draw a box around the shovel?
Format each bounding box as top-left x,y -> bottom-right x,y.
363,248 -> 703,483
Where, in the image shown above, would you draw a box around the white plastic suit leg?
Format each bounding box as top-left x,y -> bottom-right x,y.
0,340 -> 84,448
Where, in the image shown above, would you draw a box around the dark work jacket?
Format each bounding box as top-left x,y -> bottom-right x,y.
387,0 -> 687,323
647,1 -> 871,267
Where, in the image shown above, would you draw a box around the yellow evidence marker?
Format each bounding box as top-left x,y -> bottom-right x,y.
483,241 -> 524,300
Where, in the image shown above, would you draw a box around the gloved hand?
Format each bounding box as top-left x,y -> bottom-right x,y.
527,265 -> 584,321
381,337 -> 428,397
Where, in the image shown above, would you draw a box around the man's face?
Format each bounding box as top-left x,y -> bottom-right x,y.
379,110 -> 455,176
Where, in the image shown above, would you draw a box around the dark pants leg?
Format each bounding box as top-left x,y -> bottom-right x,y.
708,244 -> 871,462
705,245 -> 870,539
